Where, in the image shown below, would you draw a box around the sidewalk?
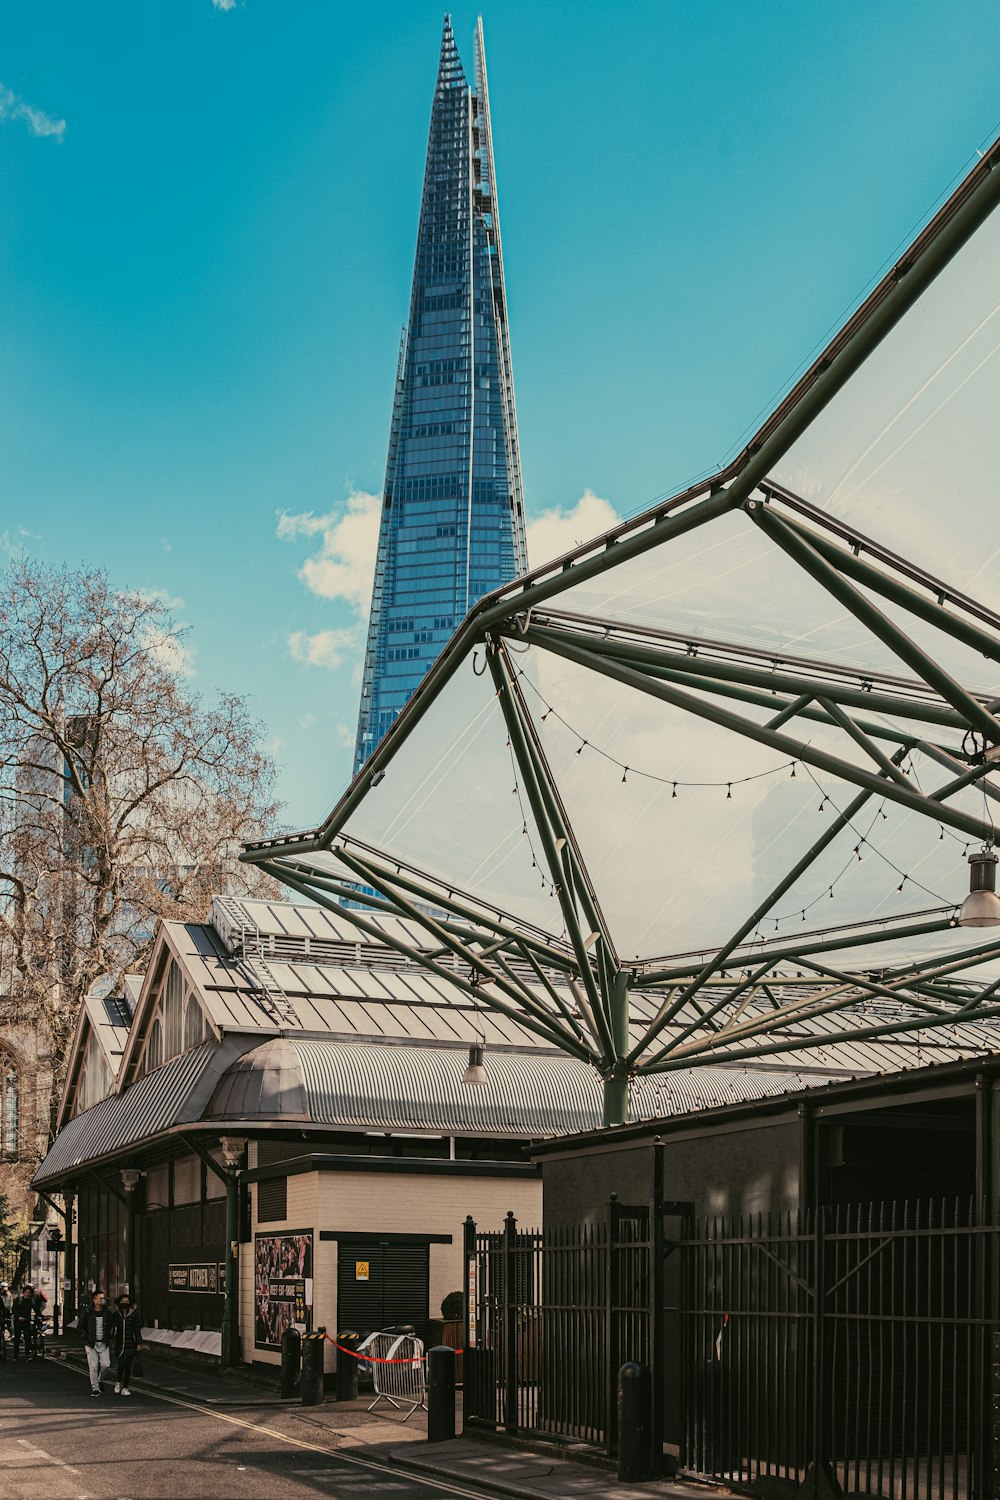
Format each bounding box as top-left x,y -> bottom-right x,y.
47,1336 -> 727,1500
394,1439 -> 726,1500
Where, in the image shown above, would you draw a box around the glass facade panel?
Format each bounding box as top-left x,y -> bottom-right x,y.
354,19 -> 527,771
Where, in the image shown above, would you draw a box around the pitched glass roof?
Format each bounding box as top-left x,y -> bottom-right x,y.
244,136 -> 1000,1121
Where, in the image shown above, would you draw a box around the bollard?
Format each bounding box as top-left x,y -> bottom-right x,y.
280,1325 -> 301,1398
618,1361 -> 654,1482
426,1345 -> 456,1443
300,1329 -> 327,1406
335,1329 -> 360,1401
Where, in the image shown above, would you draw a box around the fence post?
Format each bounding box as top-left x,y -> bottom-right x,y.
606,1193 -> 620,1456
618,1362 -> 654,1481
427,1346 -> 457,1442
280,1325 -> 301,1398
650,1144 -> 665,1473
504,1210 -> 518,1435
806,1206 -> 832,1497
463,1215 -> 476,1358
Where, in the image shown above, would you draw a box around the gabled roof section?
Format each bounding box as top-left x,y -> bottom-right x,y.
57,975 -> 140,1130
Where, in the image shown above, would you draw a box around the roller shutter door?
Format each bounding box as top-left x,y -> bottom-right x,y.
336,1242 -> 430,1343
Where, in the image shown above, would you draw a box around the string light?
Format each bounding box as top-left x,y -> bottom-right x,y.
517,670 -> 798,791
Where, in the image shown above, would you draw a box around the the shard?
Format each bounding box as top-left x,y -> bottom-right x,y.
353,16 -> 528,772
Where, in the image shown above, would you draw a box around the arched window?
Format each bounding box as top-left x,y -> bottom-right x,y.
146,1019 -> 163,1072
162,961 -> 184,1060
2,1058 -> 18,1158
183,993 -> 205,1051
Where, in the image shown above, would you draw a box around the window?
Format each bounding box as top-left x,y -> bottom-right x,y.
1,1057 -> 18,1158
162,961 -> 184,1059
183,994 -> 205,1050
146,1019 -> 163,1072
257,1177 -> 287,1223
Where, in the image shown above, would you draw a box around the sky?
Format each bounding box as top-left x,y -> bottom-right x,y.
2,0 -> 1000,835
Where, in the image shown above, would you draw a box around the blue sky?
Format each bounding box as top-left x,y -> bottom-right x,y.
2,0 -> 999,832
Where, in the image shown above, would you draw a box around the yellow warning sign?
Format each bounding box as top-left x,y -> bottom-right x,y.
355,1260 -> 370,1282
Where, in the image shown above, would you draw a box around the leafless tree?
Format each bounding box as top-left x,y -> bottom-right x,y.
0,560 -> 282,1126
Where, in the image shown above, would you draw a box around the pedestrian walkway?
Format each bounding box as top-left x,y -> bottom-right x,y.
394,1439 -> 726,1500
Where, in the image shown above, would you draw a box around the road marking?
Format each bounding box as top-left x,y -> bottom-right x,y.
2,1438 -> 92,1499
58,1362 -> 485,1499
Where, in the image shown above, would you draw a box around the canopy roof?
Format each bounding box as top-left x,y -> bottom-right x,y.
244,136 -> 1000,1123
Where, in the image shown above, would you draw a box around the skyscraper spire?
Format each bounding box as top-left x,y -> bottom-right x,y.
353,16 -> 528,773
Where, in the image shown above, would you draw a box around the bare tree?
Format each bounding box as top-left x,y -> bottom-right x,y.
0,560 -> 282,1127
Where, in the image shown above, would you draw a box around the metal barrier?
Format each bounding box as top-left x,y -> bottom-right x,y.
356,1329 -> 427,1420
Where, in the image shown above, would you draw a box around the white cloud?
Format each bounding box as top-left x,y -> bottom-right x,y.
1,525 -> 42,556
526,491 -> 620,569
278,491 -> 381,617
0,83 -> 65,140
288,628 -> 358,672
137,589 -> 195,677
212,0 -> 238,9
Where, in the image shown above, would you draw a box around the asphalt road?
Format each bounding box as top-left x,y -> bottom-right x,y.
0,1357 -> 485,1500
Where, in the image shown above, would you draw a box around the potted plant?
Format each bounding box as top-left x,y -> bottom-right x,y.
428,1291 -> 465,1382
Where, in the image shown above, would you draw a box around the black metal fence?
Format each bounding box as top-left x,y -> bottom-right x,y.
465,1198 -> 999,1499
684,1200 -> 997,1500
463,1200 -> 656,1455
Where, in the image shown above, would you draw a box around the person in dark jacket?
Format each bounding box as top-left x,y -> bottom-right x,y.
78,1290 -> 112,1394
109,1294 -> 142,1396
12,1285 -> 38,1361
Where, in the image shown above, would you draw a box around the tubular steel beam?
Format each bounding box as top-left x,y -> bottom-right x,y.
764,499 -> 1000,669
748,501 -> 1000,747
523,626 -> 993,842
496,643 -> 619,970
918,741 -> 1000,809
485,648 -> 615,1061
817,699 -> 913,786
636,1003 -> 1000,1075
333,844 -> 585,1048
522,619 -> 966,732
639,913 -> 957,986
328,837 -> 580,973
264,861 -> 598,1062
627,766 -> 899,1062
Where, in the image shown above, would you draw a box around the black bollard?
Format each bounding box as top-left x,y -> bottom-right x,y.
300,1329 -> 327,1406
335,1329 -> 360,1401
426,1345 -> 456,1442
280,1326 -> 301,1398
618,1361 -> 654,1481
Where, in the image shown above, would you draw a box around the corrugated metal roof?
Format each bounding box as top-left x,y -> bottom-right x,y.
203,1037 -> 806,1136
34,1030 -> 814,1186
35,1040 -> 222,1185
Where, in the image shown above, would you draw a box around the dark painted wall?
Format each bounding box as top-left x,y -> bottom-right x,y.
539,1116 -> 802,1226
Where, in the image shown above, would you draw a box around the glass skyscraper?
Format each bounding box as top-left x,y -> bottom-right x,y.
353,16 -> 528,772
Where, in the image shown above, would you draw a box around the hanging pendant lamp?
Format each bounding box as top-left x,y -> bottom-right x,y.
462,1043 -> 488,1086
959,847 -> 1000,927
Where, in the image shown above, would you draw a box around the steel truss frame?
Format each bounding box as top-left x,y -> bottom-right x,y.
244,133 -> 1000,1123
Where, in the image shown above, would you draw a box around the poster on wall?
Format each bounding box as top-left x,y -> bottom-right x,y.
254,1231 -> 313,1350
169,1263 -> 219,1294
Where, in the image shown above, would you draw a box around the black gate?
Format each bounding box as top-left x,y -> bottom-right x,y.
465,1197 -> 1000,1496
681,1200 -> 998,1499
463,1199 -> 654,1455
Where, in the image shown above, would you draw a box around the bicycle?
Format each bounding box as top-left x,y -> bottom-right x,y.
29,1313 -> 48,1360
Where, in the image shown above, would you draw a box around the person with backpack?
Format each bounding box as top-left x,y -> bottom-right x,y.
109,1293 -> 142,1396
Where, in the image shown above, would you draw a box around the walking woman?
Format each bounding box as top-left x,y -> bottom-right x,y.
109,1293 -> 142,1396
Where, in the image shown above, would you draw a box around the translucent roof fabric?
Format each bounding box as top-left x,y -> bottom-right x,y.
246,136 -> 1000,1098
